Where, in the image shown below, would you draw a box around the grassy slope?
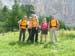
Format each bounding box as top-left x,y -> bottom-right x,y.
0,30 -> 75,56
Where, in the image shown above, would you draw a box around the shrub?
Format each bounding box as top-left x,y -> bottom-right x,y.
59,20 -> 66,29
39,15 -> 52,24
46,16 -> 52,23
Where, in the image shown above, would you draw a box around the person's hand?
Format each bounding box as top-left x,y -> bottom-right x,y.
57,25 -> 60,30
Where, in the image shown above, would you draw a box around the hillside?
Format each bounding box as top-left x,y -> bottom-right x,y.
1,0 -> 75,26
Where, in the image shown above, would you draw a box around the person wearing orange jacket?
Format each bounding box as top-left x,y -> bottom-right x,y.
27,17 -> 33,42
48,16 -> 60,43
31,15 -> 39,43
18,16 -> 27,42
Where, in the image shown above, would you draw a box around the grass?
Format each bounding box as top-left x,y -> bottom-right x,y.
0,30 -> 75,56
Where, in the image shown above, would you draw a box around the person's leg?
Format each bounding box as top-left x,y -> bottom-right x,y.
40,30 -> 43,43
23,29 -> 26,42
50,29 -> 53,43
31,27 -> 35,43
35,29 -> 38,43
29,29 -> 33,42
54,29 -> 57,42
40,34 -> 42,42
41,34 -> 44,43
45,34 -> 47,42
27,29 -> 31,42
19,29 -> 22,42
45,30 -> 48,42
35,33 -> 38,43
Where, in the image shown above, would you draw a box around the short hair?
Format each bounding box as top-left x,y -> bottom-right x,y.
23,16 -> 27,18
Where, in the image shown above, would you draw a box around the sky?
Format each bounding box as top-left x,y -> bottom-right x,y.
1,0 -> 14,9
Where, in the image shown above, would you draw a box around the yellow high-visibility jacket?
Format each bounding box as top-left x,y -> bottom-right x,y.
20,19 -> 27,29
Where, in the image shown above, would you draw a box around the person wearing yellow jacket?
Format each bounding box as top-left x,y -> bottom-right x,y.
48,16 -> 60,43
31,15 -> 39,43
18,16 -> 27,42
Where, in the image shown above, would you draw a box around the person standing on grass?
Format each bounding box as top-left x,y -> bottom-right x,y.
48,16 -> 60,43
30,14 -> 39,43
40,18 -> 48,43
18,16 -> 27,42
27,17 -> 33,42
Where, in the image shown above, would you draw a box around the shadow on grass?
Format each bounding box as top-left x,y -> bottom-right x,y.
17,42 -> 33,47
8,41 -> 33,47
8,41 -> 60,48
43,42 -> 59,49
9,41 -> 17,46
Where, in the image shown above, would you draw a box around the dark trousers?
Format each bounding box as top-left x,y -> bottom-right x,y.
31,27 -> 38,43
19,29 -> 26,42
27,29 -> 32,42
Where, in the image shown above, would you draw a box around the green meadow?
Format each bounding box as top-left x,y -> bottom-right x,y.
0,30 -> 75,56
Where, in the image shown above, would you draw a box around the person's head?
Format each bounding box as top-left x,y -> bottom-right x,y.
43,18 -> 47,22
29,16 -> 32,20
22,16 -> 27,20
52,16 -> 55,20
32,14 -> 36,19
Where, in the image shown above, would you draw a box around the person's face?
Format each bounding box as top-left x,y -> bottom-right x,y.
43,20 -> 45,22
32,16 -> 35,19
23,16 -> 27,20
52,16 -> 55,20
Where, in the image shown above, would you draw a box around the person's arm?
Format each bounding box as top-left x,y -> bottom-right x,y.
40,22 -> 43,30
27,21 -> 29,28
37,20 -> 39,27
48,22 -> 50,31
26,20 -> 28,28
18,20 -> 21,31
36,19 -> 39,30
57,20 -> 60,29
